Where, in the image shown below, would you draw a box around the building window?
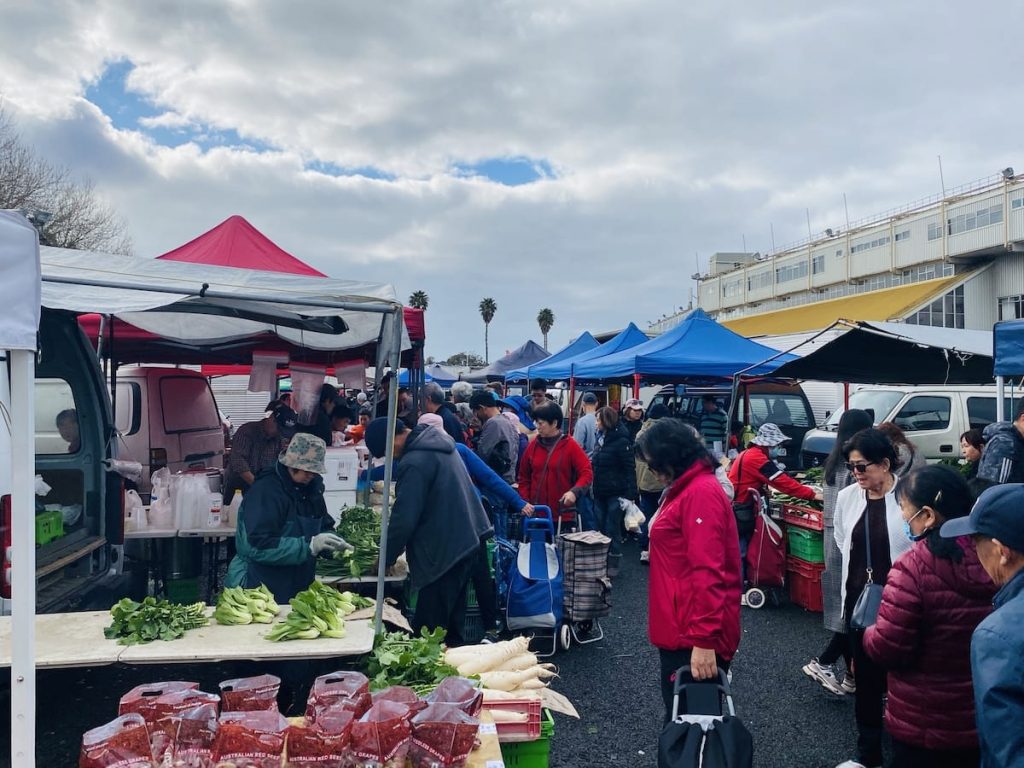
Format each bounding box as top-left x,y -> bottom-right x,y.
999,294 -> 1024,321
948,203 -> 1003,235
905,285 -> 964,328
1012,197 -> 1024,210
927,222 -> 943,240
835,249 -> 843,257
746,271 -> 771,291
894,229 -> 911,242
851,234 -> 892,254
812,254 -> 825,274
775,261 -> 808,283
721,279 -> 743,298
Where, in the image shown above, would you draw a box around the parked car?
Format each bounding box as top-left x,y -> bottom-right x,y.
801,385 -> 1016,467
113,367 -> 226,497
0,309 -> 128,614
646,381 -> 817,469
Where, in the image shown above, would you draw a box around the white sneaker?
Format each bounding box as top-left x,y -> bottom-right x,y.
740,594 -> 748,607
802,658 -> 845,695
835,761 -> 878,768
639,550 -> 649,563
840,672 -> 856,694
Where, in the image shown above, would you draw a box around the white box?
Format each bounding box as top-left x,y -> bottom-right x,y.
323,447 -> 359,492
323,490 -> 358,523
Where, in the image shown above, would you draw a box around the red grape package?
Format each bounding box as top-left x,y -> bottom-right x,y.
118,681 -> 199,719
285,706 -> 355,767
306,670 -> 371,721
212,710 -> 288,768
409,703 -> 480,768
349,700 -> 413,768
425,678 -> 483,718
144,689 -> 221,761
171,703 -> 219,768
79,713 -> 154,768
218,674 -> 281,713
370,686 -> 426,717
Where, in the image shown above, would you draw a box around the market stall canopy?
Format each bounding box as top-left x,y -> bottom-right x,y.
0,211 -> 40,350
462,340 -> 550,383
525,322 -> 650,381
994,319 -> 1024,377
770,320 -> 994,384
42,246 -> 407,364
571,309 -> 793,383
504,332 -> 600,382
398,363 -> 459,387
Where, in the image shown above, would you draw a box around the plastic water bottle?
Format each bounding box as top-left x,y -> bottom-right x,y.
208,494 -> 222,528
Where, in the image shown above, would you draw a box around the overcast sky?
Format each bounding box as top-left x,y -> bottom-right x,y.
2,1 -> 1022,361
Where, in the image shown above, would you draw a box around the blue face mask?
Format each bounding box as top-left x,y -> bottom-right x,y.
903,507 -> 929,542
768,447 -> 782,459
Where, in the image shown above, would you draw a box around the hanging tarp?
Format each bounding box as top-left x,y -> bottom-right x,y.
572,310 -> 792,383
0,211 -> 40,350
462,340 -> 550,383
505,332 -> 600,383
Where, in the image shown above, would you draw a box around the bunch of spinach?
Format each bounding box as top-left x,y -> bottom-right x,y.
318,505 -> 381,578
103,596 -> 209,645
366,628 -> 460,692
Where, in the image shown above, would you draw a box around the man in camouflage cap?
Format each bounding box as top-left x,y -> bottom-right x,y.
226,433 -> 351,602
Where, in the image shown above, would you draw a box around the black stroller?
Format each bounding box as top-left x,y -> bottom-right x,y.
658,666 -> 753,768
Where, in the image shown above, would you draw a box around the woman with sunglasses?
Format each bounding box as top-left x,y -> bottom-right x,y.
832,428 -> 911,768
635,418 -> 741,721
862,465 -> 996,768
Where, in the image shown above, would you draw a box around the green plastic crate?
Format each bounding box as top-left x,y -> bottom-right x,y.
500,709 -> 554,768
35,510 -> 64,546
787,526 -> 824,563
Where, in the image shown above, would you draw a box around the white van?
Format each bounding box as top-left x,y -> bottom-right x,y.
801,385 -> 1016,466
114,367 -> 225,496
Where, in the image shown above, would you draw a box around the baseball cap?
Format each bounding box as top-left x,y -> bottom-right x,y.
274,406 -> 299,438
365,416 -> 406,459
581,392 -> 598,405
751,423 -> 789,447
624,398 -> 644,412
941,483 -> 1024,551
279,432 -> 327,475
469,391 -> 499,411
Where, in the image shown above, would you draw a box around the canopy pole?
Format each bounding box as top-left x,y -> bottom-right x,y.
632,374 -> 640,399
997,376 -> 1006,422
373,308 -> 404,636
843,383 -> 850,410
568,374 -> 576,434
10,348 -> 36,768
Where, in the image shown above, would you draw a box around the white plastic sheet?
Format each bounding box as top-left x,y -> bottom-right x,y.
249,351 -> 289,393
0,212 -> 41,351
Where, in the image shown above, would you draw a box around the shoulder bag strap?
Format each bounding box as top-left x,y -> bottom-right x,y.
863,492 -> 874,584
533,437 -> 561,505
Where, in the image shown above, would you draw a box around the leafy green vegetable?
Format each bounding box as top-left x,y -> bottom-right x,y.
214,584 -> 281,625
265,582 -> 359,642
104,597 -> 208,645
366,628 -> 459,691
317,505 -> 381,578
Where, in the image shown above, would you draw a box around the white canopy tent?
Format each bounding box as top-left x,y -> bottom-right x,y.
5,217 -> 411,766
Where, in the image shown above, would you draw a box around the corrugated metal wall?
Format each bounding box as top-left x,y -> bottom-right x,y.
964,265 -> 998,330
210,376 -> 277,433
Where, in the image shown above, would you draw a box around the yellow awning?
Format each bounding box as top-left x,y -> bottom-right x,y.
721,274 -> 962,336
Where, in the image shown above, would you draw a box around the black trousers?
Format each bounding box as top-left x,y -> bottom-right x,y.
890,739 -> 980,768
659,648 -> 731,724
819,630 -> 851,670
413,555 -> 475,646
848,628 -> 887,767
469,540 -> 498,629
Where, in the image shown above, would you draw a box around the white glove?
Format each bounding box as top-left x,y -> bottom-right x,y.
309,532 -> 352,557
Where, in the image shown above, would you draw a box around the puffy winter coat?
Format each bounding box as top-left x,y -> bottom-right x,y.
977,421 -> 1024,486
648,462 -> 741,659
592,424 -> 638,500
635,419 -> 667,494
863,535 -> 996,750
518,435 -> 593,522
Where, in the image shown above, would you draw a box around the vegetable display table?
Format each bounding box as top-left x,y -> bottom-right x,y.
0,609 -> 374,669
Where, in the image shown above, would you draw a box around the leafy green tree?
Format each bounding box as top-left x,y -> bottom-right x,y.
479,298 -> 497,363
537,308 -> 555,350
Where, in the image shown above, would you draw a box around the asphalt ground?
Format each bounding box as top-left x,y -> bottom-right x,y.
2,538 -> 859,767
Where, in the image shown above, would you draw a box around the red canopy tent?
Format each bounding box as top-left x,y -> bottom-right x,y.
79,215 -> 424,367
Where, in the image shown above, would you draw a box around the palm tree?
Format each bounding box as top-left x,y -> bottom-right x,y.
408,290 -> 429,310
479,298 -> 497,363
536,308 -> 555,350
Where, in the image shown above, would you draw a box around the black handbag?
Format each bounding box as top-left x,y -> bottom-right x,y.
849,498 -> 884,630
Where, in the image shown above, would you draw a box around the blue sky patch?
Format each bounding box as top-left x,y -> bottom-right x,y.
454,157 -> 554,186
304,159 -> 395,181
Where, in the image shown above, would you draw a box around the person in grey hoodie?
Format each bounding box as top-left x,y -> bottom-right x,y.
364,418 -> 493,645
573,392 -> 600,458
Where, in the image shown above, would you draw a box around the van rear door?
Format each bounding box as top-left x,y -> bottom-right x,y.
158,374 -> 225,475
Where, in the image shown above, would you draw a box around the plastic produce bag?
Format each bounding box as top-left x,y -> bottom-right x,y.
371,686 -> 426,717
212,710 -> 287,768
409,703 -> 480,768
35,474 -> 51,496
79,713 -> 154,768
119,681 -> 200,718
249,351 -> 289,394
289,362 -> 327,425
285,707 -> 355,767
425,678 -> 483,718
171,703 -> 219,768
125,489 -> 146,532
147,690 -> 221,762
219,674 -> 281,713
620,497 -> 646,532
306,671 -> 371,722
350,700 -> 413,768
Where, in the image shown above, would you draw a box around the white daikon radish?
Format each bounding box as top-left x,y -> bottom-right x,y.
494,652 -> 539,672
478,668 -> 549,691
482,688 -> 541,701
447,637 -> 532,676
516,678 -> 549,690
489,710 -> 530,724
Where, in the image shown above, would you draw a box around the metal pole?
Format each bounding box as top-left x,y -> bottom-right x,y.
373,308 -> 405,635
997,376 -> 1006,422
10,348 -> 36,767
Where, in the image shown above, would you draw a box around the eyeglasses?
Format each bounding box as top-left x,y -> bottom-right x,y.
846,461 -> 876,474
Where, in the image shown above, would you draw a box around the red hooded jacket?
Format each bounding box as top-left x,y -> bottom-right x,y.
517,435 -> 593,522
863,536 -> 996,750
648,462 -> 742,659
727,444 -> 816,505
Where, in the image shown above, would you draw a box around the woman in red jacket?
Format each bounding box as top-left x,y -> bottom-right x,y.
863,465 -> 996,768
517,400 -> 593,529
635,417 -> 742,721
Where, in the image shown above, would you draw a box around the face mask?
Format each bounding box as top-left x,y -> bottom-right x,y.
768,447 -> 782,459
903,507 -> 928,542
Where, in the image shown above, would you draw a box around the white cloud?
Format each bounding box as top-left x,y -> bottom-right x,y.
2,0 -> 1023,358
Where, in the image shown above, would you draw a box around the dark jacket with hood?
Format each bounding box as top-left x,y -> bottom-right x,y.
863,534 -> 996,750
977,421 -> 1024,488
386,425 -> 493,590
437,401 -> 466,444
225,462 -> 334,603
592,424 -> 638,500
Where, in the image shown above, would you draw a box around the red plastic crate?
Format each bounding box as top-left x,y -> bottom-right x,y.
483,698 -> 542,743
782,503 -> 824,531
786,555 -> 825,613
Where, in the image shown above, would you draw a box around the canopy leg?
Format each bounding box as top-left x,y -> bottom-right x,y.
997,376 -> 1006,422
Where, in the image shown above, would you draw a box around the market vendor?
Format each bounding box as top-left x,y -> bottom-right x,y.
299,383 -> 342,444
226,433 -> 352,603
222,404 -> 298,503
364,417 -> 493,645
329,403 -> 354,446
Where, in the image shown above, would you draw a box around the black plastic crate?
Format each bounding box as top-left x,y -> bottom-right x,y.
462,607 -> 485,644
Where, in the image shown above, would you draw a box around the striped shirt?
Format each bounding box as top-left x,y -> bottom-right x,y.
699,408 -> 729,449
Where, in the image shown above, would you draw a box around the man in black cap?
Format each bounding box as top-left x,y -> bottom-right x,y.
364,417 -> 492,644
942,483 -> 1024,768
223,404 -> 298,502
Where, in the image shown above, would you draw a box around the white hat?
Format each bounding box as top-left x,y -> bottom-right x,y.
751,423 -> 789,447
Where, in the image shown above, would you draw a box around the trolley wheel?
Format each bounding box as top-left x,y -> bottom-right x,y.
559,624 -> 572,651
745,588 -> 766,610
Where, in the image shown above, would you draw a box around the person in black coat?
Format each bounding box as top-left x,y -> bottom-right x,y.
592,407 -> 638,576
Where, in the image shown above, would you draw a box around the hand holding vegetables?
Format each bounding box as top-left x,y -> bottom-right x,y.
310,532 -> 352,557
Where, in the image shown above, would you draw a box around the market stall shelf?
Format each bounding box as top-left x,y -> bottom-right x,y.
0,612 -> 121,668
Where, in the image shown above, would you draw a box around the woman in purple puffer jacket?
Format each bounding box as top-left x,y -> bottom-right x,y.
863,465 -> 997,768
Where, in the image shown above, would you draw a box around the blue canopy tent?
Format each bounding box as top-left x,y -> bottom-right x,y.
571,309 -> 796,390
516,323 -> 650,382
993,319 -> 1024,420
398,363 -> 459,387
504,331 -> 600,383
462,340 -> 550,383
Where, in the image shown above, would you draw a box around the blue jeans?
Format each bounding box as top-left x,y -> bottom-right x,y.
576,493 -> 597,532
596,496 -> 624,557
